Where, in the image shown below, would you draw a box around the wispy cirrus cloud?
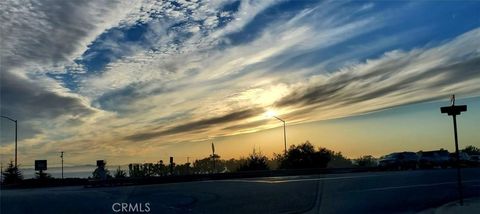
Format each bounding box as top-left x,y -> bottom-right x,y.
275,28 -> 480,122
126,107 -> 265,141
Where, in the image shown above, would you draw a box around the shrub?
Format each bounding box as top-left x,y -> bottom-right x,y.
237,149 -> 269,171
278,141 -> 332,169
328,152 -> 353,168
462,145 -> 480,155
114,166 -> 127,178
353,155 -> 377,167
35,170 -> 52,180
92,161 -> 111,180
2,161 -> 23,184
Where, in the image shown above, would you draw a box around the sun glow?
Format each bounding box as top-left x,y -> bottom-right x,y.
266,110 -> 277,118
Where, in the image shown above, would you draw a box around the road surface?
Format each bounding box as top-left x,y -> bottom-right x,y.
1,168 -> 480,213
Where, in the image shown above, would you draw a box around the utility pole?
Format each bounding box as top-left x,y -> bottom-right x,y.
440,95 -> 467,205
60,151 -> 64,179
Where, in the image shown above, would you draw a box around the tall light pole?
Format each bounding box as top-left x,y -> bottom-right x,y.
60,151 -> 64,179
272,115 -> 287,156
1,115 -> 17,168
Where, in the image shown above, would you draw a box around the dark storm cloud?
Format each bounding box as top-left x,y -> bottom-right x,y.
125,108 -> 264,141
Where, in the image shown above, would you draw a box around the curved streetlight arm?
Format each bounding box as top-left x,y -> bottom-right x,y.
1,115 -> 17,122
272,116 -> 285,123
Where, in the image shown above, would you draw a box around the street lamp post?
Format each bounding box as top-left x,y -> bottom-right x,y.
1,115 -> 17,168
60,151 -> 64,179
272,116 -> 287,156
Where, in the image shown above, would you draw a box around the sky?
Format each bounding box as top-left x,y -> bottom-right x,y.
1,0 -> 479,167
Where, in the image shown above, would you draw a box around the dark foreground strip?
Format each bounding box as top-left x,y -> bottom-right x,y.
1,167 -> 378,189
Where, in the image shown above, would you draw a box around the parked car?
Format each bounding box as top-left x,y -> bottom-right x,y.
449,152 -> 471,167
469,155 -> 480,166
418,150 -> 450,169
378,152 -> 418,170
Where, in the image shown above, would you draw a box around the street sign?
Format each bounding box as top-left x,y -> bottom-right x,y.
97,160 -> 105,167
440,105 -> 467,115
35,160 -> 47,171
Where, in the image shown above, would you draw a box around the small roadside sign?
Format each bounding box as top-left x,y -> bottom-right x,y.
35,160 -> 47,171
97,160 -> 105,167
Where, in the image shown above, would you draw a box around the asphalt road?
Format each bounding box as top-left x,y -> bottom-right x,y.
1,168 -> 479,214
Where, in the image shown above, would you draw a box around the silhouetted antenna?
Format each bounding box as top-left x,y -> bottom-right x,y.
211,142 -> 216,173
211,142 -> 215,154
450,94 -> 455,106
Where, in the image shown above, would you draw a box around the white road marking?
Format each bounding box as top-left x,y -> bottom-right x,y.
350,179 -> 480,192
203,174 -> 383,184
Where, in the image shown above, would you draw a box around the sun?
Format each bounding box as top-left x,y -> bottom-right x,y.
266,110 -> 277,118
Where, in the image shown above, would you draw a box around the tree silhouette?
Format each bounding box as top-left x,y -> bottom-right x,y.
128,160 -> 176,177
114,166 -> 127,178
35,170 -> 52,180
278,141 -> 332,169
2,161 -> 23,184
462,145 -> 480,155
224,158 -> 244,172
154,160 -> 168,176
128,163 -> 141,177
328,151 -> 353,168
92,161 -> 111,180
193,157 -> 216,174
237,149 -> 269,171
173,163 -> 191,175
353,155 -> 377,167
